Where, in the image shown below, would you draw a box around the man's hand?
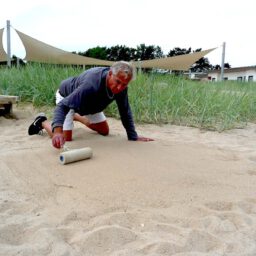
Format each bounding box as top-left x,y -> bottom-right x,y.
52,133 -> 65,149
136,136 -> 154,142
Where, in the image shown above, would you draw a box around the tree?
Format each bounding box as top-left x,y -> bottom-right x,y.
224,63 -> 231,68
190,49 -> 212,72
79,46 -> 108,60
167,47 -> 191,57
212,63 -> 231,70
135,44 -> 163,61
106,45 -> 135,61
154,46 -> 164,59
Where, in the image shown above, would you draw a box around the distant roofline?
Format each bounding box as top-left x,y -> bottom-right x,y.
208,65 -> 256,74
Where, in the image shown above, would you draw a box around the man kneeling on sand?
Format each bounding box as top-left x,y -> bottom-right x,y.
28,61 -> 153,148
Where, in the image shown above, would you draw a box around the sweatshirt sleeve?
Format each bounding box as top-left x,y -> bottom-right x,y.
115,89 -> 138,140
51,103 -> 70,131
51,87 -> 85,131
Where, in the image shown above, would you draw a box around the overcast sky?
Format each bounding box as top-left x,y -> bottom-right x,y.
0,0 -> 255,68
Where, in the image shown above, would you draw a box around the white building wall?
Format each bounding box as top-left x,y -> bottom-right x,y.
224,70 -> 256,81
209,69 -> 256,82
209,73 -> 220,81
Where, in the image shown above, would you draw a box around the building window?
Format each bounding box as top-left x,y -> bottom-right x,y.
237,77 -> 243,81
248,76 -> 253,81
224,77 -> 228,80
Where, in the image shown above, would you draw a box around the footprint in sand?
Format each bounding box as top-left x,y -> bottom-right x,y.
247,170 -> 256,176
70,225 -> 137,255
204,201 -> 234,211
247,155 -> 256,162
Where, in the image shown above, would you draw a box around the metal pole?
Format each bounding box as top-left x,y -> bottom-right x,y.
220,42 -> 226,81
6,20 -> 11,67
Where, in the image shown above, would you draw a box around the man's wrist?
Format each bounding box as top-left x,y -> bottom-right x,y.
53,126 -> 63,134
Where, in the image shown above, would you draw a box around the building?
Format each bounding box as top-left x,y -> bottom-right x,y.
208,66 -> 256,82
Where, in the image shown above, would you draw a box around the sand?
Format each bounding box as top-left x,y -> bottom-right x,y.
1,105 -> 256,256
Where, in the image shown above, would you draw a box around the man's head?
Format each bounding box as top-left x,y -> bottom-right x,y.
107,61 -> 134,94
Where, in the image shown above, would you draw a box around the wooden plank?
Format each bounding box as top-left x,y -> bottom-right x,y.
0,95 -> 19,104
0,95 -> 19,116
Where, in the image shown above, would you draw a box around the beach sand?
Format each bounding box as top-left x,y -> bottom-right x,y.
1,105 -> 256,256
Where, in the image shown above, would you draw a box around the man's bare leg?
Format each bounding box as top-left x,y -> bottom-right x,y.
41,121 -> 53,137
29,113 -> 108,142
74,113 -> 109,136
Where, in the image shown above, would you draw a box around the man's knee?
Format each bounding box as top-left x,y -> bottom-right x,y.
98,127 -> 109,136
63,130 -> 73,141
89,121 -> 109,136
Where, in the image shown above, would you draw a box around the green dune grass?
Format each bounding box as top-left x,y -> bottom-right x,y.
1,64 -> 256,131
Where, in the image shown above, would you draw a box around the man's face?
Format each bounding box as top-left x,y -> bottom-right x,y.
107,71 -> 132,94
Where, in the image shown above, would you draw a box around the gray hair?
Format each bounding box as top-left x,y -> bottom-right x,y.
110,61 -> 134,80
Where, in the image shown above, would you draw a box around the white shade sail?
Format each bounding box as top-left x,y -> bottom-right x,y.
135,48 -> 216,71
1,27 -> 216,71
15,29 -> 114,66
0,28 -> 7,62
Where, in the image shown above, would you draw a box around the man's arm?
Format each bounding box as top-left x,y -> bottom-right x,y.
52,126 -> 65,149
51,103 -> 70,132
51,103 -> 70,149
115,89 -> 154,142
115,89 -> 138,140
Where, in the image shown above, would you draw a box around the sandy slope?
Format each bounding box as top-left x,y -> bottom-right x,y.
1,106 -> 256,256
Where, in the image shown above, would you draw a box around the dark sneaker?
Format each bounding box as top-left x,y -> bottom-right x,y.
28,113 -> 47,135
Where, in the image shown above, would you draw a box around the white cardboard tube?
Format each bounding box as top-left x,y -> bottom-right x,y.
59,147 -> 93,165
